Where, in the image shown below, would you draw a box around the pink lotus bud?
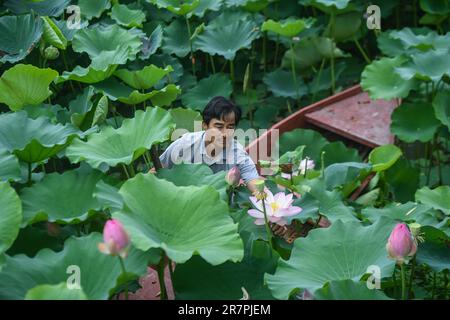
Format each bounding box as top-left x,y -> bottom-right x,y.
225,166 -> 241,186
386,223 -> 417,265
98,219 -> 130,258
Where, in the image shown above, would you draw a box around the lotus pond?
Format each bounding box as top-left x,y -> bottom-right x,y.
0,0 -> 449,301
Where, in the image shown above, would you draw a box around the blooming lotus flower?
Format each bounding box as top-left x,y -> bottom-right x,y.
248,189 -> 302,226
386,223 -> 417,265
225,166 -> 241,186
98,219 -> 130,258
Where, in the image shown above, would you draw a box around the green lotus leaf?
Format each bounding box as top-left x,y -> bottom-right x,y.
263,68 -> 308,99
265,217 -> 397,299
181,73 -> 232,111
93,180 -> 124,211
261,18 -> 312,38
420,0 -> 450,15
78,0 -> 111,20
190,0 -> 222,17
0,64 -> 58,111
368,144 -> 402,172
92,95 -> 109,126
140,24 -> 163,59
0,151 -> 21,182
173,240 -> 277,299
25,283 -> 88,300
322,141 -> 361,167
94,78 -> 180,106
72,24 -> 142,70
324,162 -> 372,193
0,14 -> 43,64
361,202 -> 443,228
0,111 -> 81,163
323,11 -> 362,42
57,64 -> 117,84
389,27 -> 450,52
158,163 -> 228,201
150,0 -> 200,15
169,107 -> 202,132
308,0 -> 356,14
196,19 -> 260,60
361,56 -> 416,100
66,107 -> 175,169
114,65 -> 173,90
415,186 -> 450,215
67,86 -> 95,128
110,3 -> 146,28
4,0 -> 70,17
41,16 -> 67,50
277,129 -> 329,162
314,280 -> 392,300
384,158 -> 420,203
433,90 -> 450,130
377,31 -> 406,57
395,50 -> 450,82
53,18 -> 88,41
162,18 -> 194,58
0,182 -> 22,269
20,169 -> 104,226
0,233 -> 150,300
113,173 -> 244,265
391,102 -> 441,143
416,240 -> 450,272
282,37 -> 349,71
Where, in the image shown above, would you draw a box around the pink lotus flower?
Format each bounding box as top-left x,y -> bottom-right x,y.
386,223 -> 417,265
225,166 -> 241,187
248,189 -> 302,226
98,219 -> 130,258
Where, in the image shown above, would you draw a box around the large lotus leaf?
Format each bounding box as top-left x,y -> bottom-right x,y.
395,50 -> 450,83
93,180 -> 124,211
41,16 -> 67,50
277,129 -> 329,161
368,144 -> 402,172
113,173 -> 244,265
20,170 -> 104,226
263,69 -> 307,99
323,11 -> 362,42
433,90 -> 450,130
0,111 -> 81,163
150,0 -> 200,15
314,280 -> 392,300
361,56 -> 416,100
196,19 -> 260,60
0,64 -> 58,111
0,182 -> 22,269
66,107 -> 175,169
67,86 -> 95,127
162,19 -> 194,58
321,141 -> 361,167
110,3 -> 146,28
265,217 -> 397,299
114,65 -> 173,90
4,0 -> 70,17
173,241 -> 277,299
140,24 -> 163,59
53,18 -> 87,41
282,37 -> 349,71
181,73 -> 232,111
391,102 -> 441,143
0,151 -> 21,182
57,65 -> 117,84
377,31 -> 406,57
420,0 -> 450,14
361,202 -> 443,229
169,107 -> 202,132
190,0 -> 222,17
384,158 -> 420,203
308,0 -> 360,14
324,162 -> 372,192
78,0 -> 111,20
416,240 -> 450,272
72,24 -> 142,70
261,18 -> 311,38
0,233 -> 150,300
158,163 -> 228,201
94,78 -> 180,106
415,186 -> 450,215
0,14 -> 43,64
25,283 -> 87,300
389,28 -> 450,52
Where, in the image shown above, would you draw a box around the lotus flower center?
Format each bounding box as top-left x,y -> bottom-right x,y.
270,202 -> 279,212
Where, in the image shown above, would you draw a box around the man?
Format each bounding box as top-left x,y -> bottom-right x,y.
156,96 -> 261,193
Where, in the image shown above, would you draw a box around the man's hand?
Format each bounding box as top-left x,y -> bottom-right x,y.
149,167 -> 156,174
246,178 -> 264,194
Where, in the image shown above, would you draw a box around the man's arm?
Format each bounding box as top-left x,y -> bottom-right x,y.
235,145 -> 261,193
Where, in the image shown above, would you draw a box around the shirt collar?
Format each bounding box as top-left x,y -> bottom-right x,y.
200,131 -> 232,164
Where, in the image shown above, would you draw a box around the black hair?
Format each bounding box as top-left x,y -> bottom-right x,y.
202,96 -> 242,126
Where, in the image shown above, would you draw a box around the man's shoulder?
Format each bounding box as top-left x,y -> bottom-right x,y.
175,130 -> 204,145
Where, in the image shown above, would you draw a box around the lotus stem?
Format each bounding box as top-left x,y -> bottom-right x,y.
157,257 -> 168,300
127,163 -> 136,178
261,197 -> 274,254
330,13 -> 335,94
400,263 -> 406,300
185,15 -> 196,76
150,145 -> 162,170
230,59 -> 235,84
312,58 -> 325,103
263,32 -> 267,73
408,257 -> 416,299
353,38 -> 371,64
289,41 -> 300,103
273,34 -> 280,68
118,256 -> 129,300
121,164 -> 130,179
27,162 -> 32,186
209,54 -> 216,73
434,134 -> 442,185
431,271 -> 437,299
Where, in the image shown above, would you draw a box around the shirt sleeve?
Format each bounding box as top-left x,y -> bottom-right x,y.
235,143 -> 260,183
159,137 -> 184,169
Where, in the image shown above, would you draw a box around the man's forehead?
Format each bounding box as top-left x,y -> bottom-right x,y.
214,112 -> 235,124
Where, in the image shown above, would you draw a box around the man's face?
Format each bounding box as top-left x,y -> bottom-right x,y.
203,112 -> 236,151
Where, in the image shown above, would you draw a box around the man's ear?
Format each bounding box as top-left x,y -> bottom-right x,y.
202,121 -> 208,130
